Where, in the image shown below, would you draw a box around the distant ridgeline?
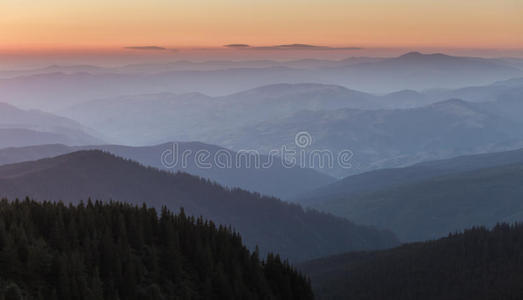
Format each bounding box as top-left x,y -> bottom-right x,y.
0,199 -> 313,300
300,223 -> 523,300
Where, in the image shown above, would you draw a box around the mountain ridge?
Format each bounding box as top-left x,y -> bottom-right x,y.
0,150 -> 399,261
0,142 -> 335,198
306,160 -> 523,242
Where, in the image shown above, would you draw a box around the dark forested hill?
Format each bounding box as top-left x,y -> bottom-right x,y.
0,142 -> 335,198
307,162 -> 523,242
0,150 -> 398,261
299,223 -> 523,300
0,199 -> 313,299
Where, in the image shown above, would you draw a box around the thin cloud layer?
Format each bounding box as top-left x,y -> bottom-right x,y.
224,43 -> 361,51
125,46 -> 168,51
224,44 -> 251,48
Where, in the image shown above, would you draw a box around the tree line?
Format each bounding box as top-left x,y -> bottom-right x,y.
0,198 -> 313,300
304,223 -> 523,300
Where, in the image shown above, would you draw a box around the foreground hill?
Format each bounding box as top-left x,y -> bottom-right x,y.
0,199 -> 313,299
0,151 -> 398,261
299,223 -> 523,300
0,142 -> 335,198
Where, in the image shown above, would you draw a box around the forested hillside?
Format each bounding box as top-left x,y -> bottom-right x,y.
300,223 -> 523,300
0,199 -> 313,299
0,150 -> 398,261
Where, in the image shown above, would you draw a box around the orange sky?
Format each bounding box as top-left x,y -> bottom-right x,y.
0,0 -> 522,53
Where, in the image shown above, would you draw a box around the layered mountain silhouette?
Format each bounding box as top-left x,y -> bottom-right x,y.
0,128 -> 84,149
297,148 -> 523,241
297,147 -> 523,205
0,57 -> 383,79
0,142 -> 335,198
2,52 -> 520,110
55,78 -> 523,177
59,84 -> 381,144
0,150 -> 398,261
329,52 -> 522,92
218,98 -> 523,177
218,83 -> 377,110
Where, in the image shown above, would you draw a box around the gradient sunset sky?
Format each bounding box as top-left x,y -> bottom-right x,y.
1,0 -> 522,58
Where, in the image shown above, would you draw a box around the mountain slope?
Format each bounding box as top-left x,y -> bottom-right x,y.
297,147 -> 523,205
59,83 -> 379,145
310,162 -> 523,242
217,83 -> 377,110
0,128 -> 91,149
61,91 -> 523,178
0,102 -> 101,146
219,99 -> 523,177
299,224 -> 523,300
429,76 -> 523,103
0,142 -> 335,198
0,151 -> 398,261
60,92 -> 216,144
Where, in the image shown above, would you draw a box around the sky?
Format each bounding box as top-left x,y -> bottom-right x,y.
0,0 -> 522,63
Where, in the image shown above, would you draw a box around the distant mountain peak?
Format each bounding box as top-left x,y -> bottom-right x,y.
400,51 -> 424,57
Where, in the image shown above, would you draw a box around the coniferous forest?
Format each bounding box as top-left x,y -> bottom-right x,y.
300,223 -> 523,299
0,199 -> 313,300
